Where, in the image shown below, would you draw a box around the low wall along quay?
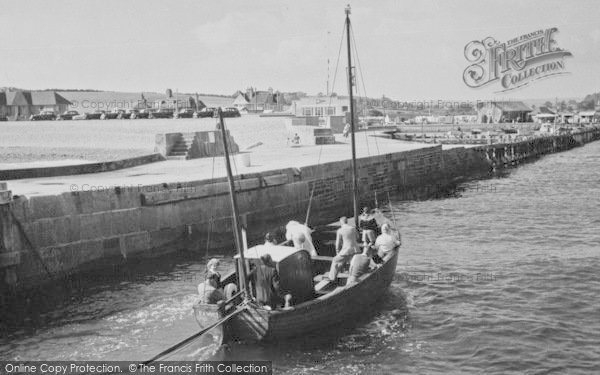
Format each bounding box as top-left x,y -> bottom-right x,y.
0,128 -> 599,295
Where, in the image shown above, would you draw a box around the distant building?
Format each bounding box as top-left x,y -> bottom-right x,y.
233,87 -> 282,112
578,110 -> 597,123
291,96 -> 350,117
531,106 -> 557,123
0,90 -> 71,120
558,112 -> 575,124
153,90 -> 204,111
232,91 -> 250,111
477,101 -> 532,123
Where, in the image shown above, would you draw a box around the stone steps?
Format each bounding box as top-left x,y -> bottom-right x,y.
167,134 -> 193,158
169,150 -> 188,156
158,131 -> 239,159
171,144 -> 188,152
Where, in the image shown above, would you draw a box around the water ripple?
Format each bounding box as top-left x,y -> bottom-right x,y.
2,142 -> 600,373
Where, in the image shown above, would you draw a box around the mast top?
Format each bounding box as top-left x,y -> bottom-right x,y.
345,4 -> 351,16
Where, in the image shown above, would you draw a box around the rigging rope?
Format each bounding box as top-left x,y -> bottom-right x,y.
202,218 -> 214,303
387,191 -> 399,231
347,26 -> 369,157
348,22 -> 393,213
215,115 -> 245,253
313,22 -> 346,227
350,23 -> 381,156
200,138 -> 221,301
328,21 -> 347,103
304,144 -> 324,226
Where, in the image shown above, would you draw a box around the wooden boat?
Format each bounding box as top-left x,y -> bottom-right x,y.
192,5 -> 400,344
195,244 -> 398,342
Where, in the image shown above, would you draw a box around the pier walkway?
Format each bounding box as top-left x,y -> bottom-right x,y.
6,134 -> 436,197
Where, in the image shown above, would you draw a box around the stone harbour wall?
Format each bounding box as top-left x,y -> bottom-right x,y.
1,127 -> 599,293
0,154 -> 165,181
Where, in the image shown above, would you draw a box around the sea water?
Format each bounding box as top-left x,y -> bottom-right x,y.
1,140 -> 599,374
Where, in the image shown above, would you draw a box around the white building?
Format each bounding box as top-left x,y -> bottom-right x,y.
291,96 -> 350,117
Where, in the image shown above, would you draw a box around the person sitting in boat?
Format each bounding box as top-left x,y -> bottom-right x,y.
285,221 -> 317,256
374,223 -> 401,261
249,254 -> 281,310
328,216 -> 359,281
206,258 -> 221,287
197,273 -> 225,304
264,232 -> 277,246
358,206 -> 378,245
347,245 -> 376,285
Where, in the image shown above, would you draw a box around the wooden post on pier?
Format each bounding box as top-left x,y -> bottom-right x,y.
0,182 -> 19,291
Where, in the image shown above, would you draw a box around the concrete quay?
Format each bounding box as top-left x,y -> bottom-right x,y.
1,128 -> 599,294
6,134 -> 429,197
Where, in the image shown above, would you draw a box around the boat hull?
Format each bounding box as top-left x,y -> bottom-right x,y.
225,250 -> 399,342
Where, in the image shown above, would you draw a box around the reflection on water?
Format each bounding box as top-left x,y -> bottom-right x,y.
2,142 -> 600,374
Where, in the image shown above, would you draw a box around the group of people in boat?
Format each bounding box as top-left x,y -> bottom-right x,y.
196,206 -> 400,309
197,254 -> 290,310
328,207 -> 400,285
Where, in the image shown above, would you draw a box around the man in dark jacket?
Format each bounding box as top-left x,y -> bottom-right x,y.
250,254 -> 281,309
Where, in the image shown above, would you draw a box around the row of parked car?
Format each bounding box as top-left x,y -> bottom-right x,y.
29,107 -> 241,121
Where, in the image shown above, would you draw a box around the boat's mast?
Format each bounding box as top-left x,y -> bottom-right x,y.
218,109 -> 249,297
345,5 -> 360,230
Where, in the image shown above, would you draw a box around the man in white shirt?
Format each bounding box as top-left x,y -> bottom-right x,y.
328,216 -> 359,281
285,221 -> 317,256
374,223 -> 401,261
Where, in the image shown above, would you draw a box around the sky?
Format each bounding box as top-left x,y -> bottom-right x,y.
1,0 -> 599,101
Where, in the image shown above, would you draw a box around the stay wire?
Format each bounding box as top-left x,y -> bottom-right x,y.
307,25 -> 345,227
305,144 -> 324,226
350,23 -> 388,210
329,21 -> 347,106
347,25 -> 369,157
350,23 -> 381,156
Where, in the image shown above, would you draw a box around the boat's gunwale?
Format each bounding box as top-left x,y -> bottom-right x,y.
267,247 -> 399,315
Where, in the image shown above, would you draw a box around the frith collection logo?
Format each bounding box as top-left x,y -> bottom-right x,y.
463,28 -> 572,92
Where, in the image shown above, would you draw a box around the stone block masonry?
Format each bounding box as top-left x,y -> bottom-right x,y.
0,128 -> 599,293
